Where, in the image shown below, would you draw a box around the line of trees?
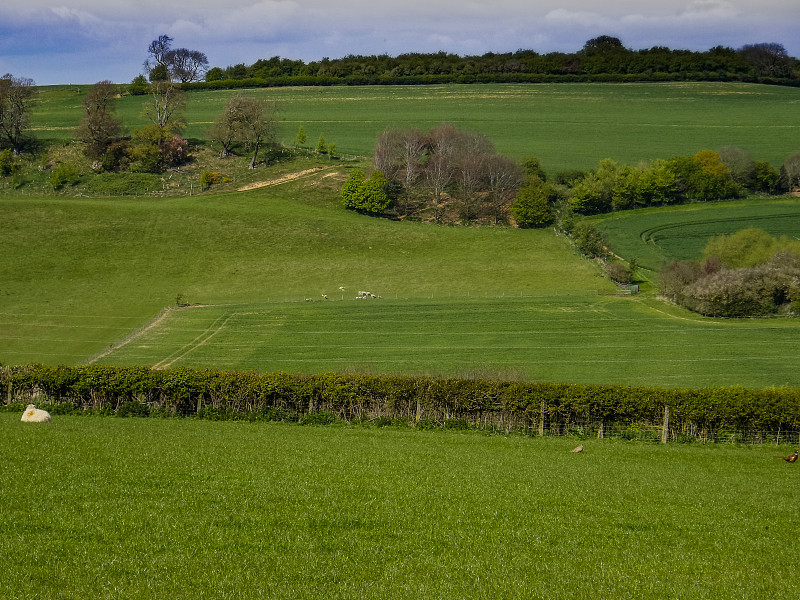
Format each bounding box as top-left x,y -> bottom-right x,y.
199,38 -> 799,89
346,124 -> 799,227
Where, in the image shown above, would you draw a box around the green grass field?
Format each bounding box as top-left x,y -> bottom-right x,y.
93,297 -> 800,389
593,197 -> 800,271
2,414 -> 798,600
4,166 -> 800,387
31,82 -> 800,173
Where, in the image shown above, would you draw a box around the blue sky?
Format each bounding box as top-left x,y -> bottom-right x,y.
2,1 -> 799,85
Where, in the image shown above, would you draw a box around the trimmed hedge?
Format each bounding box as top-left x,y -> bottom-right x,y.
2,365 -> 799,438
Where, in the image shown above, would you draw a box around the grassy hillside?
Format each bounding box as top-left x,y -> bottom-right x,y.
3,415 -> 799,600
4,165 -> 800,387
30,82 -> 800,173
0,166 -> 612,367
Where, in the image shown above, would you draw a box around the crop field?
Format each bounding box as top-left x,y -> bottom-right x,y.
94,296 -> 800,389
593,197 -> 800,271
30,82 -> 800,173
2,414 -> 798,600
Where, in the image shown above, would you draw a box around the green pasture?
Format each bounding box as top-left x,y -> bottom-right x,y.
0,172 -> 610,367
95,296 -> 800,389
4,168 -> 800,387
2,415 -> 798,600
593,197 -> 800,271
31,82 -> 800,173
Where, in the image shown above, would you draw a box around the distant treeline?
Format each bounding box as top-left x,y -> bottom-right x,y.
188,38 -> 800,90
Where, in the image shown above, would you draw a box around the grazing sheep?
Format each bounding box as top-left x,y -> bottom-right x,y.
339,286 -> 345,291
21,404 -> 51,423
322,294 -> 328,300
305,298 -> 313,302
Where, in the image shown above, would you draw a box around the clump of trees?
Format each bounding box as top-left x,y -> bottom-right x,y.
144,35 -> 209,83
370,124 -> 523,223
660,228 -> 800,317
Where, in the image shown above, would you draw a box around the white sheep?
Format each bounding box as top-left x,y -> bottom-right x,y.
21,404 -> 51,423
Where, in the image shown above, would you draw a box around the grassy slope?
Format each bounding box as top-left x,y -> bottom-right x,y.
0,169 -> 610,367
2,415 -> 798,600
30,82 -> 800,173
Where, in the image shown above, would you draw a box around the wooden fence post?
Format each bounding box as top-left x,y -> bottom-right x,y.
662,405 -> 670,444
597,421 -> 604,439
539,401 -> 545,437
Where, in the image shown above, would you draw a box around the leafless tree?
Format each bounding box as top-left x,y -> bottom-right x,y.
234,96 -> 279,169
739,43 -> 791,78
144,35 -> 208,83
169,48 -> 209,83
0,73 -> 37,154
486,154 -> 524,224
144,35 -> 174,79
74,80 -> 123,159
145,81 -> 186,133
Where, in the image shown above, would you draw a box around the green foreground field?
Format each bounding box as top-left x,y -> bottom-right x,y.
2,415 -> 798,600
31,82 -> 800,173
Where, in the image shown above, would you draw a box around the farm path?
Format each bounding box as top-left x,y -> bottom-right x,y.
85,304 -> 215,366
237,165 -> 340,191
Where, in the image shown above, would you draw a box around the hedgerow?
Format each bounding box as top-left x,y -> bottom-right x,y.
2,364 -> 798,441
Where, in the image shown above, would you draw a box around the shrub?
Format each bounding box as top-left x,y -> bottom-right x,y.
571,221 -> 610,259
341,169 -> 392,214
200,171 -> 232,190
605,261 -> 633,284
511,177 -> 554,228
0,149 -> 20,176
49,163 -> 80,190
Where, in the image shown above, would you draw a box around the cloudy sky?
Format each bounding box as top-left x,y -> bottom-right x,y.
2,0 -> 799,85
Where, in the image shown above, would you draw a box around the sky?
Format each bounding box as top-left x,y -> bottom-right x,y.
1,1 -> 799,85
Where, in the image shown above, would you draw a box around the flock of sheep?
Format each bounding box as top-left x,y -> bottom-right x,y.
305,286 -> 382,302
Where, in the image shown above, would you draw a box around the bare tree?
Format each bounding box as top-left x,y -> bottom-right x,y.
424,125 -> 460,221
144,35 -> 208,83
0,73 -> 37,154
486,154 -> 524,224
739,43 -> 791,78
234,97 -> 279,169
169,48 -> 209,83
453,130 -> 493,223
144,35 -> 174,80
74,81 -> 123,159
145,81 -> 186,133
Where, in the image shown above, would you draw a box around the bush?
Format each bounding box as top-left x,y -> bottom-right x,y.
605,261 -> 633,284
341,169 -> 392,214
49,163 -> 80,190
0,149 -> 20,176
571,221 -> 610,259
200,171 -> 232,190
